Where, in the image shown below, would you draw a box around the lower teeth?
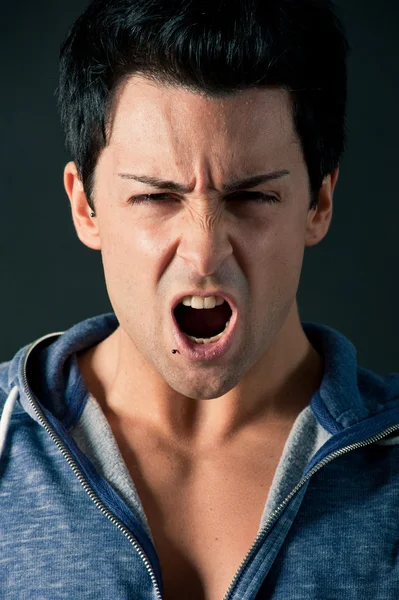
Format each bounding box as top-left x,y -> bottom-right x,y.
185,319 -> 231,345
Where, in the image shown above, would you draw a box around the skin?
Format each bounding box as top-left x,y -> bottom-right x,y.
64,75 -> 338,446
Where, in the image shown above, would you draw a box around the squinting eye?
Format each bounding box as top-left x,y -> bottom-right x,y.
227,192 -> 280,204
127,193 -> 176,205
127,191 -> 280,205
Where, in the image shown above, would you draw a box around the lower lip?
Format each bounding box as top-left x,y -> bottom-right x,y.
171,309 -> 239,362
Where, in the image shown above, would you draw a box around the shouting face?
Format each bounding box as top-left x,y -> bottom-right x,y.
65,75 -> 335,402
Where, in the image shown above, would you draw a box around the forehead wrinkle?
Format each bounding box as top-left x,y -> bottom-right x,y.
122,89 -> 242,191
187,160 -> 220,196
109,78 -> 298,196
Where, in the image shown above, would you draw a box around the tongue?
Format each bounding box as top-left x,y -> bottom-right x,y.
174,304 -> 231,338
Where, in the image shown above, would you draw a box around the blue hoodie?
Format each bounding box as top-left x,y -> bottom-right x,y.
1,312 -> 399,599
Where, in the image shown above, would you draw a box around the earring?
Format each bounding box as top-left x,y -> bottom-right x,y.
90,212 -> 96,217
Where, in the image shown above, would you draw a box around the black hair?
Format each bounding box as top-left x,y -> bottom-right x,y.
57,0 -> 349,211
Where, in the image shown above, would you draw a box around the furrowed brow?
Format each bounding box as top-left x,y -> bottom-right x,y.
118,174 -> 193,194
118,170 -> 290,194
222,171 -> 290,193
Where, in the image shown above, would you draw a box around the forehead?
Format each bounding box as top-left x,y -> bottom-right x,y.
110,75 -> 295,134
104,75 -> 299,176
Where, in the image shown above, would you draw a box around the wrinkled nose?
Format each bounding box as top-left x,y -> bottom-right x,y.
177,219 -> 233,277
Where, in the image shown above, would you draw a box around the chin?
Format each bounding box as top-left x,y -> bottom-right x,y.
166,366 -> 242,401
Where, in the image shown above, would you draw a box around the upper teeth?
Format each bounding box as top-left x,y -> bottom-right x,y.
181,295 -> 225,309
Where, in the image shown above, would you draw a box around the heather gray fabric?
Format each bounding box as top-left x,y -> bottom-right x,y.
72,392 -> 155,543
259,404 -> 332,531
71,392 -> 332,542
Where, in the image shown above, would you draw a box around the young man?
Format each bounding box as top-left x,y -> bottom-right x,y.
1,0 -> 398,598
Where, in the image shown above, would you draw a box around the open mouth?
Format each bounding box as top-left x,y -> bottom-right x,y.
173,296 -> 233,345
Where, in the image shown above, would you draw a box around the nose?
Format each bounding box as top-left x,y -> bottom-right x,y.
177,218 -> 233,277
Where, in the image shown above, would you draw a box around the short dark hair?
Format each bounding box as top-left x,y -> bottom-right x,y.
57,0 -> 349,211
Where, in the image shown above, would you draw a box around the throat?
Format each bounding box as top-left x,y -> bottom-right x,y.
174,303 -> 232,338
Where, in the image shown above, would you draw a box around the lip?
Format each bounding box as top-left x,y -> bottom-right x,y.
170,291 -> 239,362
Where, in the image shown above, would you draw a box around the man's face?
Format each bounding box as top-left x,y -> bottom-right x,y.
70,75 -> 332,400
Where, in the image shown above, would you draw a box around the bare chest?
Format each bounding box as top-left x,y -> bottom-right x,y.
111,425 -> 290,600
146,463 -> 280,600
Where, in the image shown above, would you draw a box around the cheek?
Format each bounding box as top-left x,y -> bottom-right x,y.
247,209 -> 306,266
104,211 -> 166,263
100,218 -> 165,310
99,199 -> 307,307
247,212 -> 307,306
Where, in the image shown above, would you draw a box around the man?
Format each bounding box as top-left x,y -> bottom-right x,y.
0,0 -> 398,598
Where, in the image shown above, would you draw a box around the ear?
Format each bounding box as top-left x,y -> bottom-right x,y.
64,161 -> 102,251
305,167 -> 339,247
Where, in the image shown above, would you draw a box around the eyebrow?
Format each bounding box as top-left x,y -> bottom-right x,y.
117,170 -> 290,194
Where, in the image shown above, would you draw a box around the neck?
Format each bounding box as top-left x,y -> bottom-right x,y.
77,304 -> 323,445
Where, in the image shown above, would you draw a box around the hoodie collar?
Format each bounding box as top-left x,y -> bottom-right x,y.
6,313 -> 399,435
304,322 -> 399,433
8,313 -> 118,426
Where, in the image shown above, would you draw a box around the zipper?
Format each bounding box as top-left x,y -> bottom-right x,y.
22,332 -> 399,600
22,333 -> 163,600
221,420 -> 399,600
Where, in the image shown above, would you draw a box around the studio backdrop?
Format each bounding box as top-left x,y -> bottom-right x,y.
0,0 -> 398,373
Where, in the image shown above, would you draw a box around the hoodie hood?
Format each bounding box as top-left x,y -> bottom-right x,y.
1,312 -> 399,460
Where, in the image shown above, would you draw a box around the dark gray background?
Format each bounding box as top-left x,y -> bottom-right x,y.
0,0 -> 398,373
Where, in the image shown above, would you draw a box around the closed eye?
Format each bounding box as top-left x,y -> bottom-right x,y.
227,192 -> 280,204
127,192 -> 280,205
127,193 -> 178,205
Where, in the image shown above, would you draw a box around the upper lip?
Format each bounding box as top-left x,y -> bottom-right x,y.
171,290 -> 238,313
